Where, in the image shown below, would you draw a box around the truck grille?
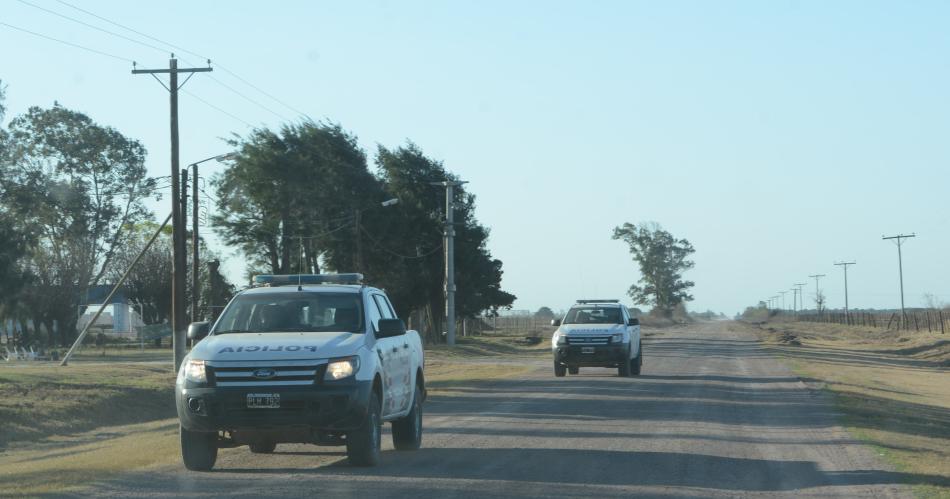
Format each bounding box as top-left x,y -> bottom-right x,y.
206,359 -> 327,387
566,336 -> 611,346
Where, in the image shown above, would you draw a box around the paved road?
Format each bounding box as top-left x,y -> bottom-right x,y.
87,323 -> 910,498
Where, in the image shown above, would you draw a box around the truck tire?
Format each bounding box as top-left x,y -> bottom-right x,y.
568,366 -> 579,375
618,350 -> 632,377
631,342 -> 642,376
347,391 -> 381,466
249,441 -> 277,454
554,361 -> 566,377
392,384 -> 423,451
180,425 -> 217,471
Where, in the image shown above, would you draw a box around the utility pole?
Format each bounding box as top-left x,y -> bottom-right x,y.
795,283 -> 807,314
192,162 -> 199,321
188,153 -> 234,321
354,208 -> 362,273
791,287 -> 798,314
809,274 -> 826,315
882,233 -> 915,323
430,180 -> 467,346
779,291 -> 788,312
180,167 -> 190,322
834,261 -> 856,322
133,56 -> 212,371
207,259 -> 220,322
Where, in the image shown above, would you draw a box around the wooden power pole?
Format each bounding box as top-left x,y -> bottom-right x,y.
133,56 -> 212,371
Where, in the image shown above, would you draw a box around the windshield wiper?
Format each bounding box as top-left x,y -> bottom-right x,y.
212,329 -> 250,335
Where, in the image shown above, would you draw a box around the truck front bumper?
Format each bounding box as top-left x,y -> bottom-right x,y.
554,345 -> 629,367
176,379 -> 373,433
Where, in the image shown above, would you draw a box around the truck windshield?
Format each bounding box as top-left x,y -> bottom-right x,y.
563,306 -> 623,325
212,292 -> 364,334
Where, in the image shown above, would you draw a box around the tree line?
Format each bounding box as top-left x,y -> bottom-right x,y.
0,80 -> 514,348
213,122 -> 515,342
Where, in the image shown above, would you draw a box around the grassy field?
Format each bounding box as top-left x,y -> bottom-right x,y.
747,320 -> 950,498
0,334 -> 544,495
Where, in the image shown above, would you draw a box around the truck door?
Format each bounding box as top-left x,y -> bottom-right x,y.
368,296 -> 399,417
374,294 -> 411,414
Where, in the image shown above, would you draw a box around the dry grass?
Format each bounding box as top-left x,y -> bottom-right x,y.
0,419 -> 180,496
0,363 -> 176,448
748,320 -> 950,498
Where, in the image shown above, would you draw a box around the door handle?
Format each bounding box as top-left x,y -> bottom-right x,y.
392,347 -> 399,353
403,343 -> 409,349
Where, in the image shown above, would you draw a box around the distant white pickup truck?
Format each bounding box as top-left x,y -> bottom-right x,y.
550,299 -> 642,377
176,273 -> 425,471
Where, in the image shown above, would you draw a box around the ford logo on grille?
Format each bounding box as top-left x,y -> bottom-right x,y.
252,368 -> 276,379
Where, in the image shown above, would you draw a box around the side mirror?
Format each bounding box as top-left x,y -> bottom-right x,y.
376,318 -> 407,338
628,317 -> 640,326
187,322 -> 210,341
551,319 -> 561,327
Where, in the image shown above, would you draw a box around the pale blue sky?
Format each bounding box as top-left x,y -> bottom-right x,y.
2,0 -> 948,315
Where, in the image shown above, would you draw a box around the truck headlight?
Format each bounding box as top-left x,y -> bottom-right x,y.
556,334 -> 568,346
185,359 -> 207,383
325,356 -> 360,381
611,333 -> 624,344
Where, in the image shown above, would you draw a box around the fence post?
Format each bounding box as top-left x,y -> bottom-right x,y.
941,311 -> 946,334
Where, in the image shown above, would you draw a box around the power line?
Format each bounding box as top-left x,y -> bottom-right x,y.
360,226 -> 443,259
213,63 -> 314,121
205,74 -> 289,122
181,89 -> 255,128
53,0 -> 312,120
18,0 -> 284,123
16,0 -> 169,56
0,21 -> 133,63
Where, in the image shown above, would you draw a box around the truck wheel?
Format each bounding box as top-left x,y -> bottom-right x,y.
249,441 -> 277,454
180,425 -> 217,471
554,361 -> 566,377
347,391 -> 381,466
618,354 -> 632,377
631,342 -> 642,376
392,384 -> 423,451
568,366 -> 579,375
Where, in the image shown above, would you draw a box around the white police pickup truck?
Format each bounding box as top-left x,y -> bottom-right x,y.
176,274 -> 425,471
550,299 -> 642,377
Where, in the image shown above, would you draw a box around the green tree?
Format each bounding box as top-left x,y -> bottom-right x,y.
1,104 -> 155,346
200,258 -> 236,323
612,222 -> 695,318
106,222 -> 173,327
534,307 -> 555,320
372,143 -> 515,339
213,121 -> 379,274
212,126 -> 515,342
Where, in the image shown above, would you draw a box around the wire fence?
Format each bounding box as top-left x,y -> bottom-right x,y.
458,316 -> 556,338
794,309 -> 948,333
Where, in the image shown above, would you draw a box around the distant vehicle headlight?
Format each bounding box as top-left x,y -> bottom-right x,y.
325,356 -> 360,380
611,333 -> 624,344
185,359 -> 207,383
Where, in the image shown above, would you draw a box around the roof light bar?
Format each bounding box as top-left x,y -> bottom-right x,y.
576,299 -> 620,304
253,273 -> 364,286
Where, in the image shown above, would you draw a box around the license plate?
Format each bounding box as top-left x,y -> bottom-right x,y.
581,347 -> 595,354
246,393 -> 280,409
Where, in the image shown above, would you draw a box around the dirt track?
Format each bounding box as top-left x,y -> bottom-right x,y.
81,323 -> 911,498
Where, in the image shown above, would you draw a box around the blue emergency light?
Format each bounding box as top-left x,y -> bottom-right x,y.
253,273 -> 364,286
